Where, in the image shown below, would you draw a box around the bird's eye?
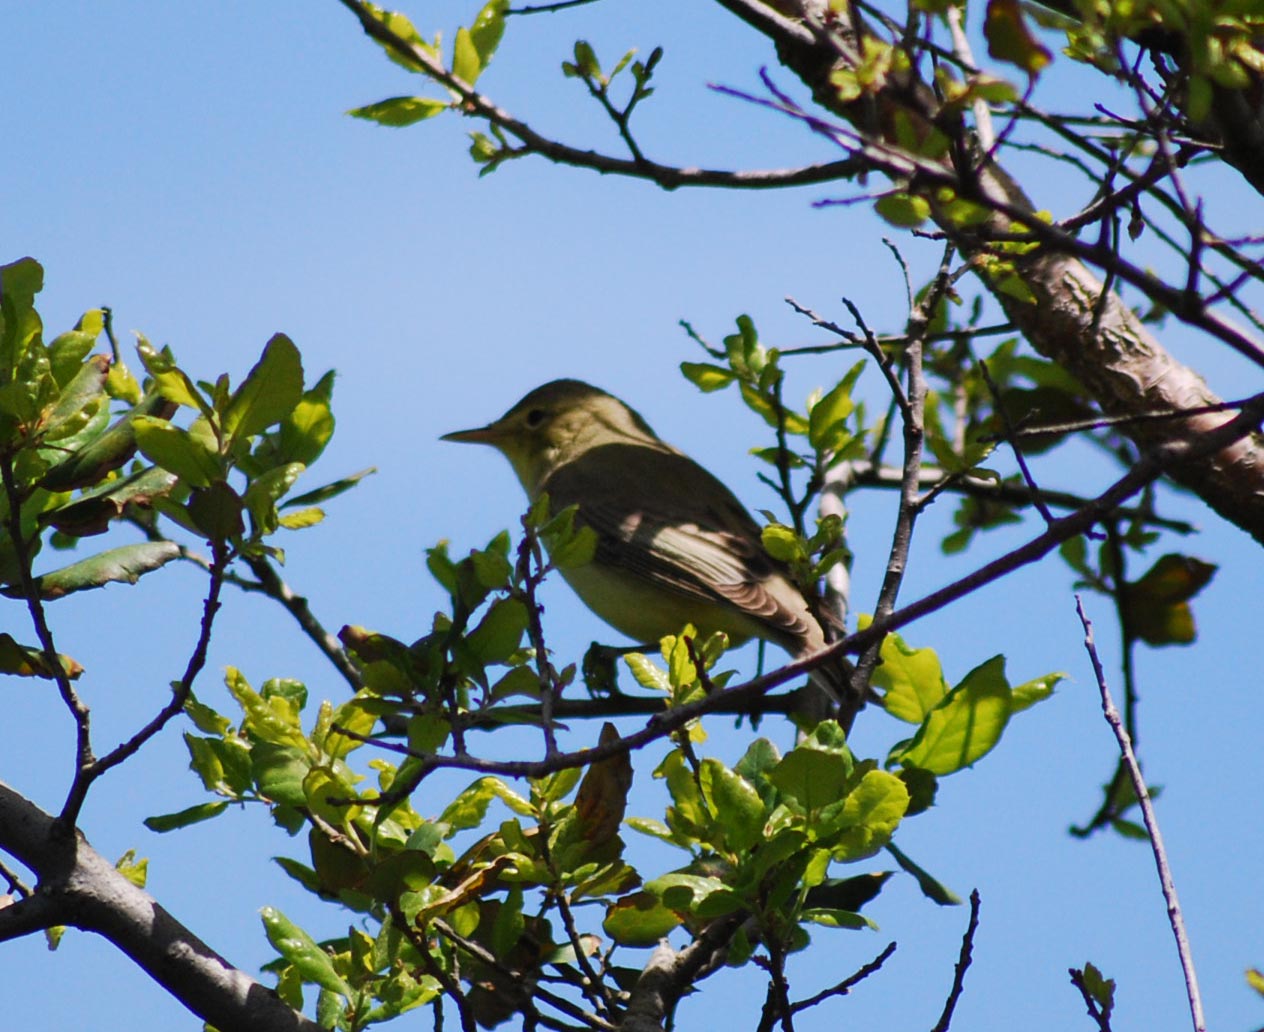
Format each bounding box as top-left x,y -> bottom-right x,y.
524,408 -> 547,428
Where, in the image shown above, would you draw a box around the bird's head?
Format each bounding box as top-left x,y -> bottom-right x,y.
442,379 -> 661,495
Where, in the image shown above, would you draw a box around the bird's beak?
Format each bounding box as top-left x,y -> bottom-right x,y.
441,424 -> 503,445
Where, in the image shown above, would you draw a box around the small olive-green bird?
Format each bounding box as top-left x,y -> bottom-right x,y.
442,379 -> 847,702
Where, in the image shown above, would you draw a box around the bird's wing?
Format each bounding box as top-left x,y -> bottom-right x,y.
543,442 -> 819,647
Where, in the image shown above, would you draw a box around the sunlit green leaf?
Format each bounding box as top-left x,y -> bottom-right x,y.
144,800 -> 230,832
896,655 -> 1011,775
261,906 -> 351,996
348,96 -> 449,126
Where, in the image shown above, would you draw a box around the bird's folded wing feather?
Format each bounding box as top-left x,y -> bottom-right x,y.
543,443 -> 818,645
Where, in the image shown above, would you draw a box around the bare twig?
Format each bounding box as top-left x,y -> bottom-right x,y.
1074,597 -> 1206,1032
977,359 -> 1055,526
61,539 -> 229,824
929,889 -> 982,1032
847,460 -> 1193,533
242,554 -> 362,690
507,0 -> 600,14
790,941 -> 897,1013
0,456 -> 93,808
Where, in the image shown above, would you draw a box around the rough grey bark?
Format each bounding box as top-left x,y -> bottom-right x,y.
0,782 -> 321,1032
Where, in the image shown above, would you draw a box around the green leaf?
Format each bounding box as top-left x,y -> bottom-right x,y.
115,850 -> 148,888
870,629 -> 948,723
830,769 -> 910,861
39,354 -> 110,442
1,541 -> 179,600
1124,554 -> 1217,646
573,40 -> 601,79
132,415 -> 220,487
761,523 -> 805,563
808,378 -> 855,452
184,693 -> 232,736
1011,671 -> 1063,713
135,337 -> 212,418
1079,961 -> 1115,1013
40,391 -> 175,492
187,481 -> 245,542
0,633 -> 83,680
144,800 -> 230,832
42,465 -> 178,537
769,748 -> 850,812
603,891 -> 681,947
469,0 -> 508,66
875,193 -> 931,228
275,369 -> 336,466
896,655 -> 1011,775
224,334 -> 304,445
885,841 -> 961,905
452,26 -> 481,84
984,0 -> 1052,76
348,96 -> 449,126
625,652 -> 670,692
227,667 -> 309,749
699,759 -> 765,853
802,907 -> 874,930
0,257 -> 45,380
680,362 -> 735,392
1246,968 -> 1264,998
439,777 -> 502,832
261,906 -> 351,996
466,597 -> 529,664
283,466 -> 375,509
252,743 -> 310,806
243,461 -> 305,535
276,507 -> 323,530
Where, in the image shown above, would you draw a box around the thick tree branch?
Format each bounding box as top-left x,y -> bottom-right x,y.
619,916 -> 744,1031
0,782 -> 321,1032
712,0 -> 1264,543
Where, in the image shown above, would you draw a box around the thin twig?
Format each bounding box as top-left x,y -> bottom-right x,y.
242,554 -> 363,690
1074,597 -> 1206,1032
433,919 -> 614,1030
790,941 -> 897,1013
1069,966 -> 1114,1032
61,539 -> 229,824
507,0 -> 600,14
338,0 -> 865,189
847,460 -> 1193,533
517,521 -> 562,756
929,889 -> 981,1032
847,245 -> 955,729
977,359 -> 1055,525
0,456 -> 94,820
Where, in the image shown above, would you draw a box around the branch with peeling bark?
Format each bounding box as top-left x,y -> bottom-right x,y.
709,0 -> 1264,542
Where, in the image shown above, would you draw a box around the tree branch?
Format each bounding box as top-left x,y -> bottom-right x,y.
0,781 -> 321,1032
1075,598 -> 1206,1032
708,0 -> 1264,543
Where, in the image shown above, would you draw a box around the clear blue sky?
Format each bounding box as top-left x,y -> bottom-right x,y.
3,3 -> 1262,1030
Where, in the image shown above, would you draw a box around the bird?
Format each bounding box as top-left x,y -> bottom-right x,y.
442,378 -> 849,709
